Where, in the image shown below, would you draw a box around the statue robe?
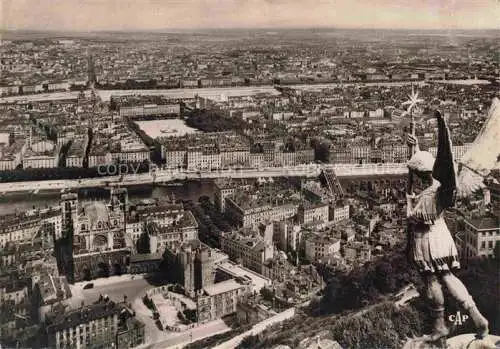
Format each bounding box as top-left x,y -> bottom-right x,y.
408,180 -> 460,274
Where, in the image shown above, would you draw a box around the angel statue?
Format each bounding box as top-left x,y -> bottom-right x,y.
405,108 -> 495,345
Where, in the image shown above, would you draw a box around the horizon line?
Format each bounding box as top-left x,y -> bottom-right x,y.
2,26 -> 500,34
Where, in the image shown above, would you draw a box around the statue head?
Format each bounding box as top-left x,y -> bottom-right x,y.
408,150 -> 435,185
408,150 -> 435,172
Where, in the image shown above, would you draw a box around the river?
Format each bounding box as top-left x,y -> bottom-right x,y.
0,181 -> 215,216
0,86 -> 280,104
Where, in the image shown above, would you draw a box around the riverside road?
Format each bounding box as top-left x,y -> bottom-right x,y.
0,163 -> 407,194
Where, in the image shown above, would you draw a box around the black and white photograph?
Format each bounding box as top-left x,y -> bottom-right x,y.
0,1 -> 499,348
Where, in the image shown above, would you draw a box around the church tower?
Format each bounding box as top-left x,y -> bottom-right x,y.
87,52 -> 97,89
110,187 -> 128,214
60,191 -> 78,239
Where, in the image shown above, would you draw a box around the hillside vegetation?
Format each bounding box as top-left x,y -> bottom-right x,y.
246,245 -> 499,349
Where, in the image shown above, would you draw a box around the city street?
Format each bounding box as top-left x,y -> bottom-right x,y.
131,291 -> 231,349
143,319 -> 231,349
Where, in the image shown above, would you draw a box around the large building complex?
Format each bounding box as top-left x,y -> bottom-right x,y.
120,104 -> 180,118
223,185 -> 300,228
220,225 -> 274,274
163,240 -> 224,296
461,217 -> 499,258
45,298 -> 144,349
160,132 -> 314,170
0,208 -> 61,249
111,95 -> 181,118
457,175 -> 500,259
145,212 -> 198,253
304,235 -> 341,262
196,278 -> 251,323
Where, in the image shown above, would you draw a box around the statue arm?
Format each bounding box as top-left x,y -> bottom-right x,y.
405,193 -> 417,262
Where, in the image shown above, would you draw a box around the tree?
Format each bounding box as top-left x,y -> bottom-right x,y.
199,195 -> 210,203
374,261 -> 396,293
328,302 -> 424,349
143,295 -> 155,310
136,232 -> 151,254
317,242 -> 422,315
185,109 -> 255,133
238,335 -> 260,349
312,138 -> 331,163
260,287 -> 274,302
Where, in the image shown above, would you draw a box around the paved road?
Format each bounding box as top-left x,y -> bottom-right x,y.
69,276 -> 152,307
143,320 -> 231,349
395,288 -> 420,307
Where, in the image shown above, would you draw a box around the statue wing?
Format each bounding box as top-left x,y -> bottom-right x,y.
456,97 -> 500,198
432,111 -> 457,209
456,166 -> 485,199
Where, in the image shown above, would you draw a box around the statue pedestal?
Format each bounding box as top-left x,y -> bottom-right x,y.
447,334 -> 499,349
403,334 -> 499,349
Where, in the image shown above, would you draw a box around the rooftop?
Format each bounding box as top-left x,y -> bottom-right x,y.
203,279 -> 245,297
222,230 -> 267,251
306,234 -> 341,245
217,260 -> 271,293
46,299 -> 122,333
0,208 -> 61,230
466,215 -> 499,231
129,253 -> 163,263
228,185 -> 301,211
144,210 -> 197,232
111,94 -> 180,108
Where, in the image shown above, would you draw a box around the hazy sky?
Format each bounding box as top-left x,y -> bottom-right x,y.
2,0 -> 500,31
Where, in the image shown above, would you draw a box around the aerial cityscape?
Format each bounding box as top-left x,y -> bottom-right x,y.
0,1 -> 499,349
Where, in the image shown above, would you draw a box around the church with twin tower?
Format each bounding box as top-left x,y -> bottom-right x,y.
59,187 -> 130,282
